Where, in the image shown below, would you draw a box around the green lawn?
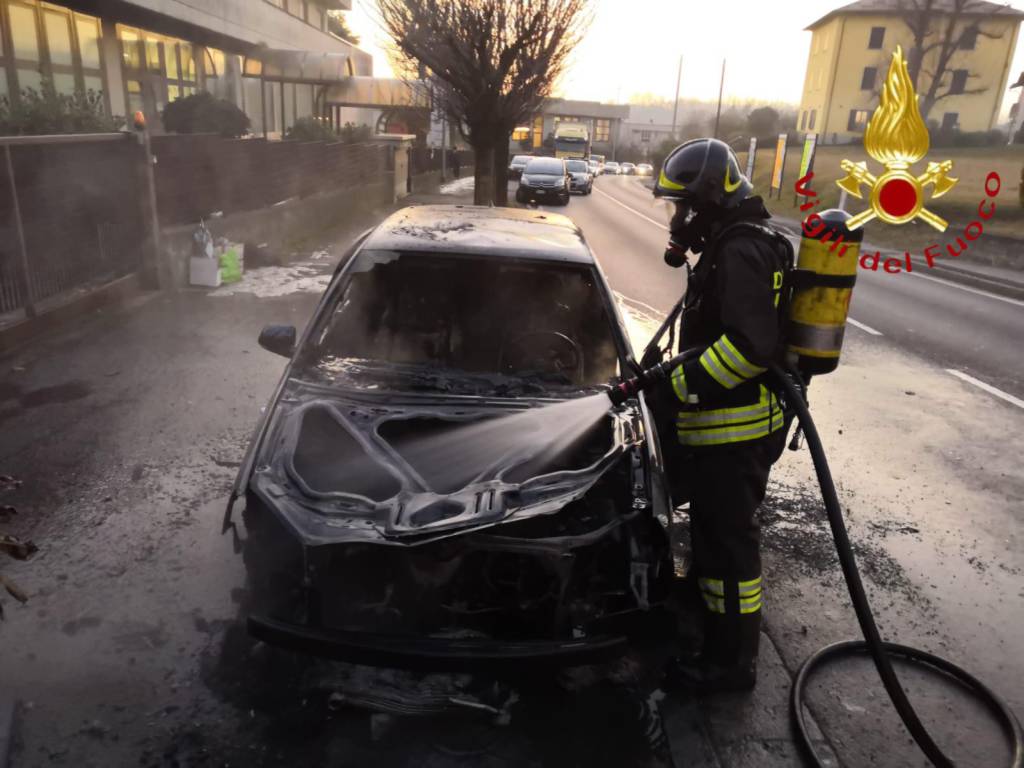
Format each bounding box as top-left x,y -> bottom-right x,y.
739,144 -> 1024,256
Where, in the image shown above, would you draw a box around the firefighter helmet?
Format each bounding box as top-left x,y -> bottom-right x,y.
655,138 -> 752,208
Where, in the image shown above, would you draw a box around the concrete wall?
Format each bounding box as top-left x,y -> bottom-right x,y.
159,176 -> 394,288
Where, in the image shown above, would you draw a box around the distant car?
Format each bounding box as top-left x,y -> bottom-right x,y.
635,163 -> 654,177
587,160 -> 601,177
604,162 -> 621,175
516,157 -> 570,206
565,159 -> 594,195
620,163 -> 636,176
508,155 -> 532,180
233,204 -> 674,667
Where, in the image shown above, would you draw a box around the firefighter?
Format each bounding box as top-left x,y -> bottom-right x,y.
654,138 -> 791,692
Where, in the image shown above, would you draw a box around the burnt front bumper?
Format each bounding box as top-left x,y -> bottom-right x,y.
248,614 -> 631,670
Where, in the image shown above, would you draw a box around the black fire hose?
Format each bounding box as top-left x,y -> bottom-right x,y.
769,362 -> 1024,768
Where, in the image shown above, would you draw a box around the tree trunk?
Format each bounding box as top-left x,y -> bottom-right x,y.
472,137 -> 494,206
492,132 -> 511,206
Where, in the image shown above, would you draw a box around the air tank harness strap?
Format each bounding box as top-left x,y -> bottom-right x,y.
786,270 -> 858,290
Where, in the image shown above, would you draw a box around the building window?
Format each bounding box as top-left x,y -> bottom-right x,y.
848,109 -> 869,132
0,3 -> 106,103
950,69 -> 968,94
809,109 -> 817,130
118,25 -> 198,116
861,66 -> 876,91
941,112 -> 959,131
959,26 -> 978,50
641,129 -> 651,142
799,110 -> 807,130
868,26 -> 885,49
595,118 -> 610,142
308,4 -> 324,31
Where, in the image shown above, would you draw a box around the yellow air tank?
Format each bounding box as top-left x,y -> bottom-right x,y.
786,209 -> 864,376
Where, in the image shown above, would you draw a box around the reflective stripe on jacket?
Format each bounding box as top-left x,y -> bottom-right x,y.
672,367 -> 785,447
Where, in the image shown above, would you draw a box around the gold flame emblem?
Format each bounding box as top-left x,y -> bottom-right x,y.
837,46 -> 957,231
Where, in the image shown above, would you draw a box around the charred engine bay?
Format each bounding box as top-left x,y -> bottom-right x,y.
242,383 -> 672,656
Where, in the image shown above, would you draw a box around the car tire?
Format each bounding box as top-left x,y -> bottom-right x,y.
559,194 -> 570,206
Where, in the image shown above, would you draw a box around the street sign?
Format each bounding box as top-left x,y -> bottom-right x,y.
795,133 -> 817,205
770,133 -> 788,197
745,137 -> 757,181
798,133 -> 817,181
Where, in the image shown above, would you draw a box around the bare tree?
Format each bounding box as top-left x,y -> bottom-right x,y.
377,0 -> 591,205
897,0 -> 1006,123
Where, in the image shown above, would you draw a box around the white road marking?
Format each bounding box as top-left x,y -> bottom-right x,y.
904,270 -> 1024,308
847,317 -> 883,336
593,187 -> 670,231
945,369 -> 1024,409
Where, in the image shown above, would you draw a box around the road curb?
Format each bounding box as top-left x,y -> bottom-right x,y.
0,696 -> 14,768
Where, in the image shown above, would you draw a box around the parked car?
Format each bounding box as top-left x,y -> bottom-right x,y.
565,159 -> 594,195
508,154 -> 532,180
635,163 -> 654,176
620,163 -> 636,176
230,204 -> 674,667
516,157 -> 570,206
604,162 -> 621,175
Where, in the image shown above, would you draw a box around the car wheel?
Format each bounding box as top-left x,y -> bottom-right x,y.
560,194 -> 570,206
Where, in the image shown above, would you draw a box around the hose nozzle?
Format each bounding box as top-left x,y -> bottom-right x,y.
606,353 -> 688,406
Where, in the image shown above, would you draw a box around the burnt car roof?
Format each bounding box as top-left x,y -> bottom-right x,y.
362,205 -> 594,264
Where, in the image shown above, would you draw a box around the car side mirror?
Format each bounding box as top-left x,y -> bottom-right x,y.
258,324 -> 296,358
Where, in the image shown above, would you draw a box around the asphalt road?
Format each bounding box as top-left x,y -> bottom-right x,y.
562,174 -> 1024,402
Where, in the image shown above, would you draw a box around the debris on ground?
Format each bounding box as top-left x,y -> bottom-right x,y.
1,475 -> 36,620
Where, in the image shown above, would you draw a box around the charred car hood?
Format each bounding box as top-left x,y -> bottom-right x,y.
249,382 -> 643,546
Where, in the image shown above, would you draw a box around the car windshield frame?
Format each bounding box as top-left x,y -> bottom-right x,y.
566,160 -> 589,173
524,158 -> 565,176
294,247 -> 631,399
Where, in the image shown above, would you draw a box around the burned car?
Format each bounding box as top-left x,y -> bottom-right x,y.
225,205 -> 674,667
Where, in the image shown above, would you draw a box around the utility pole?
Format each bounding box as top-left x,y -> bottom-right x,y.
713,58 -> 726,140
670,55 -> 682,140
440,112 -> 447,181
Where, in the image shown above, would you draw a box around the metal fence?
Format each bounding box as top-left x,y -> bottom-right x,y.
0,134 -> 151,319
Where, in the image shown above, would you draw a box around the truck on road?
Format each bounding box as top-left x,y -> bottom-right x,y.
554,122 -> 591,159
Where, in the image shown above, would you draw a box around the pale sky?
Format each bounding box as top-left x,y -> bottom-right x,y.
348,0 -> 1024,117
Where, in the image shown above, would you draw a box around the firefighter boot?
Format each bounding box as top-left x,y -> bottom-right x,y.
665,593 -> 761,693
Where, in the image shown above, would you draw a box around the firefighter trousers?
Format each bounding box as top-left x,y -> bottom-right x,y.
680,429 -> 787,669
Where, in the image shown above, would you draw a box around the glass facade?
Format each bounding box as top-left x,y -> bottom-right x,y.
0,0 -> 344,138
118,24 -> 198,115
0,1 -> 106,101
